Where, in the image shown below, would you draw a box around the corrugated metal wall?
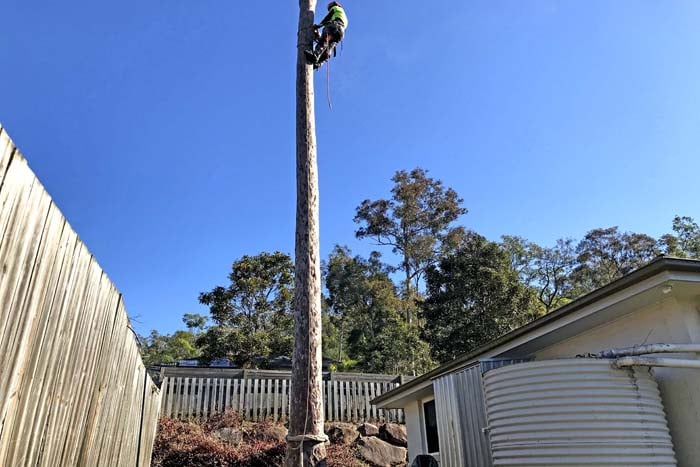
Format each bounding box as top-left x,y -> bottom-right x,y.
433,359 -> 530,467
434,371 -> 464,466
434,364 -> 491,467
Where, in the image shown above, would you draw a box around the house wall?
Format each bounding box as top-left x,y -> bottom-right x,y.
404,400 -> 424,462
399,291 -> 700,467
534,296 -> 700,467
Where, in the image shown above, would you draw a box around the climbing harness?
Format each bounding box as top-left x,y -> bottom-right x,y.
309,27 -> 344,110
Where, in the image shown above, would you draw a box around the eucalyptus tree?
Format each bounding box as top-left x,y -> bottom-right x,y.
287,0 -> 326,464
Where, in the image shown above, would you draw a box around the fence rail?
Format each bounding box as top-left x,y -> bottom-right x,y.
0,125 -> 160,467
160,368 -> 408,423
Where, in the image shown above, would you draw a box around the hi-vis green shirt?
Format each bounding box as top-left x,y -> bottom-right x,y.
322,6 -> 348,29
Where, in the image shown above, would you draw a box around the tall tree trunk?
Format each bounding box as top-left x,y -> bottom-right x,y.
338,322 -> 343,363
287,1 -> 326,466
403,255 -> 411,323
401,255 -> 417,375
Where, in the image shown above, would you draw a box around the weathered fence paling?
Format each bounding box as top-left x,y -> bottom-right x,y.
0,125 -> 160,467
159,368 -> 408,423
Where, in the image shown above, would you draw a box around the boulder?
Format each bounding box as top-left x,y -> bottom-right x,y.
379,423 -> 408,447
356,435 -> 407,467
212,427 -> 243,445
358,422 -> 379,437
326,423 -> 359,445
261,424 -> 288,443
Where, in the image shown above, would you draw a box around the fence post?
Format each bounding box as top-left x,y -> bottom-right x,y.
135,368 -> 148,467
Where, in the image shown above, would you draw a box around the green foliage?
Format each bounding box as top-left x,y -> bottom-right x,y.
139,329 -> 200,367
325,245 -> 434,374
146,163 -> 700,378
422,232 -> 537,363
182,313 -> 208,333
197,252 -> 295,368
660,216 -> 700,258
354,168 -> 467,297
572,227 -> 660,295
501,236 -> 576,313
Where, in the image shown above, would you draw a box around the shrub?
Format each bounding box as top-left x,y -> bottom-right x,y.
152,413 -> 364,467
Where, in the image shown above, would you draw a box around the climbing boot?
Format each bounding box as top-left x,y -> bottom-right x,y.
304,50 -> 318,65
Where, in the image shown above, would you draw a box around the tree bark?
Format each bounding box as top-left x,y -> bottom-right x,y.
287,1 -> 326,466
403,255 -> 411,323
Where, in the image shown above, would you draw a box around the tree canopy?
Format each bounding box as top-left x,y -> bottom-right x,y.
196,251 -> 295,368
325,246 -> 432,374
661,215 -> 700,258
139,166 -> 699,377
572,227 -> 660,294
422,232 -> 537,363
354,168 -> 467,301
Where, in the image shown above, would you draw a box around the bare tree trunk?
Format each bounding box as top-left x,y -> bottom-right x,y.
286,1 -> 326,466
403,255 -> 412,323
338,322 -> 343,363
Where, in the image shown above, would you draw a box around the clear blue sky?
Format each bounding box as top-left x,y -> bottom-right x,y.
3,1 -> 699,335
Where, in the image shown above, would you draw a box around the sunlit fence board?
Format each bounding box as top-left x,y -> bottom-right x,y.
0,126 -> 161,467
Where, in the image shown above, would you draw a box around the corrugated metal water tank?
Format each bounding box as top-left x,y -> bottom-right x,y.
482,359 -> 677,466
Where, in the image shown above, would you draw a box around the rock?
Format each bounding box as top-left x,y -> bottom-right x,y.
358,422 -> 379,437
212,427 -> 243,445
326,423 -> 359,445
356,435 -> 407,467
261,424 -> 288,443
379,423 -> 408,447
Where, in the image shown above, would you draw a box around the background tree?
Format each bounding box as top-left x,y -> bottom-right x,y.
354,168 -> 468,314
531,239 -> 577,312
139,329 -> 200,367
197,251 -> 295,368
320,310 -> 347,369
572,227 -> 660,294
139,314 -> 207,367
660,215 -> 700,258
501,235 -> 538,285
323,246 -> 369,365
182,313 -> 208,333
501,236 -> 576,314
325,246 -> 433,374
422,231 -> 536,363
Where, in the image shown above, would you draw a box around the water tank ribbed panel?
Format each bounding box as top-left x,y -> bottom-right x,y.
482,359 -> 676,466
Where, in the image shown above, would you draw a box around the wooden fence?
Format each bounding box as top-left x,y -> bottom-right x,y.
160,367 -> 409,423
0,125 -> 160,467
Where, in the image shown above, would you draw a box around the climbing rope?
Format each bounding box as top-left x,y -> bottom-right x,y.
326,56 -> 333,110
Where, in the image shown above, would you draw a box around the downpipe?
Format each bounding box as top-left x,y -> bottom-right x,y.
588,343 -> 700,359
582,342 -> 700,370
614,356 -> 700,370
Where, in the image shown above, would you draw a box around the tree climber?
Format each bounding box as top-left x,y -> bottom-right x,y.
305,2 -> 348,69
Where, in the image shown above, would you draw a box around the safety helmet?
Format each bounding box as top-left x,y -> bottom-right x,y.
328,2 -> 342,10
